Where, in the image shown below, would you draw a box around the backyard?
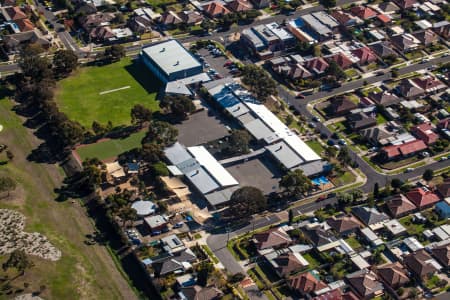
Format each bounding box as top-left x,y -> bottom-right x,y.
56,58 -> 161,128
76,130 -> 146,161
0,98 -> 136,299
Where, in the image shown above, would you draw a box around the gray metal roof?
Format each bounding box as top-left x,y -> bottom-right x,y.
301,14 -> 332,36
204,186 -> 240,206
294,160 -> 328,177
266,141 -> 304,169
141,40 -> 201,77
165,142 -> 192,165
244,118 -> 275,141
242,28 -> 265,49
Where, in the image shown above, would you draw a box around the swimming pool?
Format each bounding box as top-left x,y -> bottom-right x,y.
311,176 -> 330,186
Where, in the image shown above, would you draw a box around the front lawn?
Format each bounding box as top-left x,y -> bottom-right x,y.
56,58 -> 161,128
345,236 -> 363,250
76,130 -> 146,161
306,140 -> 325,155
377,113 -> 387,124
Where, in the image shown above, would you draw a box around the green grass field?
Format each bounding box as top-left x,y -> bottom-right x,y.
56,58 -> 161,128
76,131 -> 146,161
306,140 -> 325,155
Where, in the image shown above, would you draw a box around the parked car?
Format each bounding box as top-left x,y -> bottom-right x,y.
327,139 -> 335,146
440,156 -> 448,161
308,122 -> 316,128
338,139 -> 347,145
405,168 -> 414,173
312,116 -> 321,122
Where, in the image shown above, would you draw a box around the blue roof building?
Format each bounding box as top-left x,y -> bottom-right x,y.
435,201 -> 450,219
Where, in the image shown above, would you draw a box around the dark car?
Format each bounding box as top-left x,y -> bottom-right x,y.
327,139 -> 335,146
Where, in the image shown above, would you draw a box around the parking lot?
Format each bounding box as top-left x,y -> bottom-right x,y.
197,47 -> 239,78
176,107 -> 230,146
226,156 -> 282,195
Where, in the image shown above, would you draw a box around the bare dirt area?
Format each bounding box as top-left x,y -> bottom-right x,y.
0,98 -> 137,299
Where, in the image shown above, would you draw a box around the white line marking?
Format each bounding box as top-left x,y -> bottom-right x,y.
99,86 -> 131,95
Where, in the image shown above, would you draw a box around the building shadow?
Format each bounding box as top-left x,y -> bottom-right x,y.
124,59 -> 162,96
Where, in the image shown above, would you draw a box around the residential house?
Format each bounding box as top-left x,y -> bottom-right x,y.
350,6 -> 378,19
393,0 -> 418,9
368,90 -> 399,106
326,215 -> 361,237
303,224 -> 340,252
160,10 -> 182,28
412,75 -> 447,94
433,21 -> 450,40
406,187 -> 440,210
431,242 -> 450,269
2,29 -> 50,54
376,14 -> 392,26
403,249 -> 441,280
351,206 -> 390,230
360,126 -> 393,146
78,12 -> 115,31
435,201 -> 450,219
350,47 -> 377,65
288,271 -> 327,296
2,6 -> 27,21
227,0 -> 252,12
15,18 -> 34,32
312,289 -> 359,300
369,41 -> 398,58
252,227 -> 292,250
376,262 -> 410,289
330,10 -> 359,27
397,79 -> 425,99
377,2 -> 401,14
89,26 -> 114,42
304,57 -> 329,75
380,139 -> 428,160
385,194 -> 417,218
327,96 -> 357,116
347,111 -> 377,131
326,52 -> 354,70
202,1 -> 230,18
265,250 -> 309,277
152,248 -> 197,276
250,0 -> 270,9
411,123 -> 439,145
179,10 -> 204,26
128,14 -> 152,34
345,269 -> 384,300
436,179 -> 450,199
413,29 -> 438,45
180,285 -> 223,300
390,34 -> 420,53
144,215 -> 168,233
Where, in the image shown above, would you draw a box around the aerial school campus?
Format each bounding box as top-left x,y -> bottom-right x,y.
1,0 -> 450,299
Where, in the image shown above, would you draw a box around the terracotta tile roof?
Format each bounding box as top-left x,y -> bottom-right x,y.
304,57 -> 329,74
15,18 -> 34,32
350,6 -> 377,19
327,215 -> 361,234
351,46 -> 377,64
398,139 -> 427,156
253,227 -> 292,250
404,249 -> 439,279
411,123 -> 439,145
346,269 -> 384,299
412,75 -> 446,93
377,14 -> 391,24
202,1 -> 230,17
330,11 -> 355,26
376,262 -> 410,289
406,187 -> 440,209
4,6 -> 27,20
432,242 -> 450,267
312,289 -> 342,300
227,0 -> 253,12
386,194 -> 416,217
289,271 -> 327,294
326,52 -> 353,69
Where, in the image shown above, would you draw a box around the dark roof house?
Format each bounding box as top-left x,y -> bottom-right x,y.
351,206 -> 390,228
369,41 -> 398,58
289,271 -> 327,295
385,194 -> 417,217
346,111 -> 377,131
432,242 -> 450,268
345,269 -> 384,300
253,228 -> 292,250
404,249 -> 440,279
368,90 -> 399,106
152,248 -> 197,276
436,179 -> 450,198
327,96 -> 357,116
376,262 -> 410,289
413,29 -> 438,45
326,52 -> 354,70
181,285 -> 224,300
326,215 -> 361,236
397,79 -> 425,99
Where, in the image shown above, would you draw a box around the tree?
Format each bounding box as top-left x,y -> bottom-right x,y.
200,19 -> 214,32
142,121 -> 178,147
390,178 -> 403,191
241,65 -> 277,101
160,95 -> 195,121
279,169 -> 313,197
337,147 -> 352,166
0,176 -> 16,197
423,169 -> 434,183
229,272 -> 245,284
288,209 -> 294,225
2,250 -> 33,276
373,182 -> 379,199
104,45 -> 125,62
92,121 -> 108,136
320,0 -> 336,8
140,143 -> 163,164
367,194 -> 375,208
325,61 -> 346,81
118,206 -> 137,227
225,130 -> 250,155
53,49 -> 78,77
131,104 -> 152,127
228,186 -> 267,220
